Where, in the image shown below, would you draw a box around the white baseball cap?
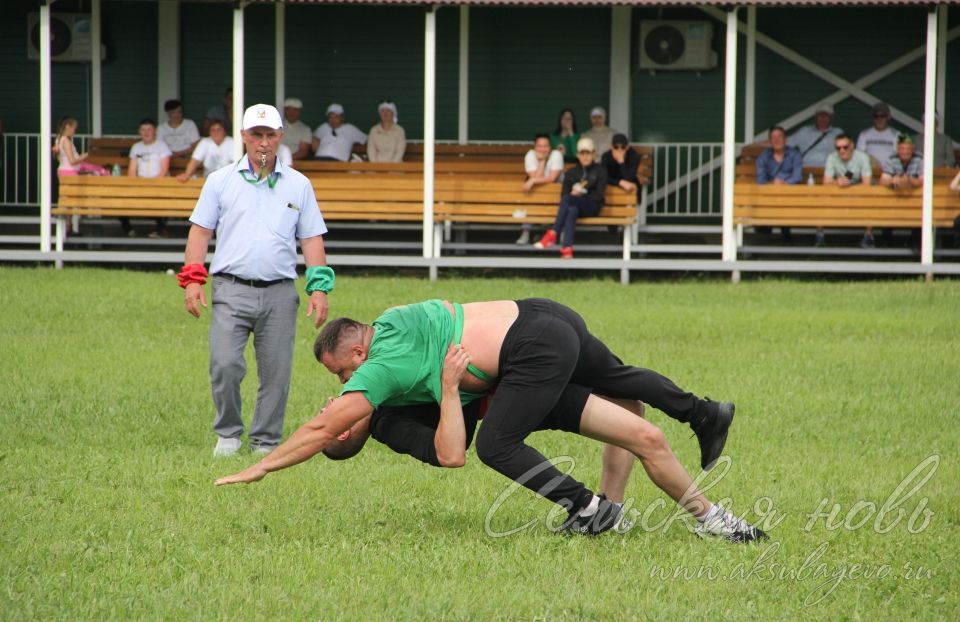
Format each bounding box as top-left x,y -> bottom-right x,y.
326,103 -> 345,115
283,98 -> 303,109
576,137 -> 595,152
241,104 -> 283,130
590,106 -> 606,118
815,103 -> 834,116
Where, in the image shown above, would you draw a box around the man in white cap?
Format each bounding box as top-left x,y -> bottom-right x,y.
790,103 -> 844,167
367,101 -> 406,163
581,106 -> 618,157
312,103 -> 367,161
280,98 -> 314,161
177,103 -> 334,457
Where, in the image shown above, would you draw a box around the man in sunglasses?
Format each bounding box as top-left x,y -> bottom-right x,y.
856,102 -> 898,167
534,137 -> 607,259
822,133 -> 874,247
312,103 -> 367,162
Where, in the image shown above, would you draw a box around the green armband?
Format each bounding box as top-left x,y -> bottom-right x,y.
305,265 -> 335,294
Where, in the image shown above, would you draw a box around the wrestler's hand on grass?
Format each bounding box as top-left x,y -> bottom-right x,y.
215,463 -> 268,486
442,343 -> 470,391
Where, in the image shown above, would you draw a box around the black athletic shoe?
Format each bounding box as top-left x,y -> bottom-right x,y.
693,401 -> 735,470
560,495 -> 622,536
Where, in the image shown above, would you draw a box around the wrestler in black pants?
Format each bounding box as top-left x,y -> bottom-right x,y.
475,298 -> 720,513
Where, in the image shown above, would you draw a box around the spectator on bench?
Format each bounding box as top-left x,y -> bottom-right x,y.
158,99 -> 200,158
821,133 -> 873,248
912,111 -> 957,167
516,133 -> 564,245
280,98 -> 314,161
601,133 -> 640,194
857,102 -> 898,168
312,103 -> 367,162
791,103 -> 843,168
582,106 -> 617,157
878,134 -> 924,249
127,118 -> 172,239
950,171 -> 960,248
534,137 -> 607,259
755,125 -> 802,243
53,116 -> 109,177
203,88 -> 233,136
551,107 -> 580,163
177,119 -> 234,182
367,101 -> 406,163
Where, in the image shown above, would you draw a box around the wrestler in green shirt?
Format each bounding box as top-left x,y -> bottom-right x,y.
341,299 -> 492,408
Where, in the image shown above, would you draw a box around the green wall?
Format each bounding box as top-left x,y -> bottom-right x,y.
3,1 -> 960,145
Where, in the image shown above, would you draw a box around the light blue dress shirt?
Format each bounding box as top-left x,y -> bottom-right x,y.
190,157 -> 327,281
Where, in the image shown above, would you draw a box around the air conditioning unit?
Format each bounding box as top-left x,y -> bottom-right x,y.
639,20 -> 717,71
27,13 -> 104,62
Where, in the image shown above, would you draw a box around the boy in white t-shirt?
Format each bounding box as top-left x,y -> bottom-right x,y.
127,118 -> 173,238
516,134 -> 565,244
177,120 -> 235,181
157,99 -> 200,157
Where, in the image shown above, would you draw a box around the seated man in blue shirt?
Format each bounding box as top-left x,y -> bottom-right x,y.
755,125 -> 803,243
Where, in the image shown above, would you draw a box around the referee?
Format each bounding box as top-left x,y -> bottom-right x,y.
178,103 -> 333,457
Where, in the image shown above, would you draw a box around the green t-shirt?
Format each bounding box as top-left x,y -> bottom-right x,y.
341,299 -> 485,408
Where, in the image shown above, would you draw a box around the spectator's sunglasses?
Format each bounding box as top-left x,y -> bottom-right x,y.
835,142 -> 853,151
612,144 -> 628,150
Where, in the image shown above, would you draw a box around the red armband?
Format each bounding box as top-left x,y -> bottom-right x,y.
177,263 -> 209,288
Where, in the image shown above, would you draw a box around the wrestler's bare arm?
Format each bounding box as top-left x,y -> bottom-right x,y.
215,392 -> 374,485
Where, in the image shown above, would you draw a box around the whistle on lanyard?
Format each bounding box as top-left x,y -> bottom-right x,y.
260,153 -> 267,168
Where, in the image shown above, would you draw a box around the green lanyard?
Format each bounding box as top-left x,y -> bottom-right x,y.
238,158 -> 280,189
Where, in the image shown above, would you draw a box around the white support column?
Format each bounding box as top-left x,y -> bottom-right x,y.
721,8 -> 739,265
458,6 -> 469,144
91,0 -> 103,136
609,6 -> 632,136
275,1 -> 285,108
232,2 -> 245,160
921,8 -> 938,269
40,2 -> 52,254
423,7 -> 437,260
157,0 -> 180,120
936,4 -> 947,126
744,6 -> 756,143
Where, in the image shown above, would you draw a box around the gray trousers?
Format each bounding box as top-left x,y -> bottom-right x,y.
209,275 -> 299,447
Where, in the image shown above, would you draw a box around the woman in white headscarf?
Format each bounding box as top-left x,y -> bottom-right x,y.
367,101 -> 406,162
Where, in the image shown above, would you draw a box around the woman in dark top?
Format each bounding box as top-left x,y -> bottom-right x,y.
601,133 -> 640,194
534,137 -> 607,259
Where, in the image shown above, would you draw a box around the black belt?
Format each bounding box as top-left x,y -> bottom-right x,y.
217,273 -> 291,288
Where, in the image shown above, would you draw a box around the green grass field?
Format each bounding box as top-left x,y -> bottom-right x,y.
1,267 -> 957,620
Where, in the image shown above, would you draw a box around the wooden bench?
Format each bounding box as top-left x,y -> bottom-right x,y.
432,179 -> 638,259
732,182 -> 960,247
53,174 -> 639,259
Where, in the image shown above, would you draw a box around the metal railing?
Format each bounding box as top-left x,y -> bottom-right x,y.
1,132 -> 97,209
644,142 -> 727,218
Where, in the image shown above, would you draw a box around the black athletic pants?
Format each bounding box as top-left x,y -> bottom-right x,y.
475,298 -> 715,512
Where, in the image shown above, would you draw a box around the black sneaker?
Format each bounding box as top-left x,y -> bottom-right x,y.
693,401 -> 735,470
560,495 -> 622,536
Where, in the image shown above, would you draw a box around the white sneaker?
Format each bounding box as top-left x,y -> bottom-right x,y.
695,503 -> 768,543
251,445 -> 274,456
515,230 -> 531,245
213,436 -> 242,457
